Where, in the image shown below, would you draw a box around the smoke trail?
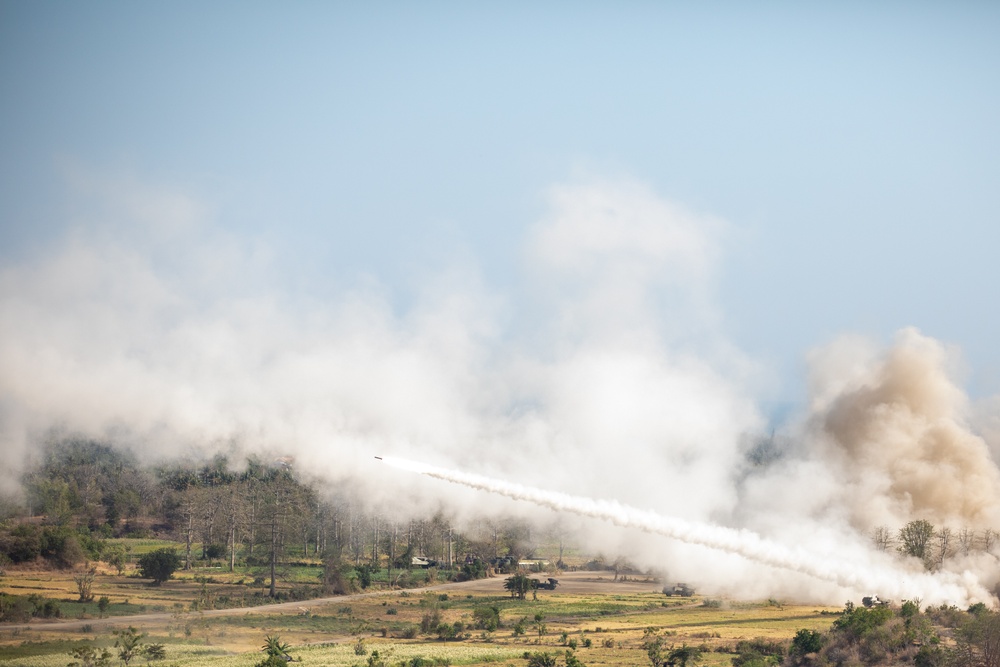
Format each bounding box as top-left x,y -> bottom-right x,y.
379,455 -> 995,606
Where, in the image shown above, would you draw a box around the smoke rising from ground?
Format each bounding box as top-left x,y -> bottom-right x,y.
2,169 -> 999,605
815,329 -> 1000,530
381,455 -> 995,606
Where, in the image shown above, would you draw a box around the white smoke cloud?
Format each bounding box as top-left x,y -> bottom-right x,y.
381,455 -> 995,606
523,178 -> 728,349
2,168 -> 999,606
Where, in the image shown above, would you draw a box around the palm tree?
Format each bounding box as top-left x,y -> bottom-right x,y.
262,635 -> 291,657
668,643 -> 703,667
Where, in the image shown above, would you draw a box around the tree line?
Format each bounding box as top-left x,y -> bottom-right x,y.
872,520 -> 998,570
0,438 -> 548,597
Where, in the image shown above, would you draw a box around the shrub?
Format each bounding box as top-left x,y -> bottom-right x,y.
0,593 -> 33,623
436,622 -> 458,640
733,638 -> 784,667
421,609 -> 441,633
790,629 -> 823,657
914,644 -> 945,667
143,643 -> 166,661
76,530 -> 106,561
355,563 -> 376,589
0,593 -> 61,622
35,597 -> 61,618
137,549 -> 181,585
204,543 -> 226,560
473,605 -> 501,631
735,638 -> 785,658
461,559 -> 487,580
97,596 -> 111,616
68,644 -> 113,667
105,546 -> 127,575
2,524 -> 41,563
833,602 -> 893,639
525,652 -> 557,667
255,657 -> 289,667
969,602 -> 989,617
40,527 -> 86,568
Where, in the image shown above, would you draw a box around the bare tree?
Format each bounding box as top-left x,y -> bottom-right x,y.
74,566 -> 96,602
982,529 -> 998,554
296,488 -> 317,559
222,484 -> 246,572
175,489 -> 200,570
384,521 -> 399,586
410,519 -> 434,560
871,526 -> 894,552
252,471 -> 307,598
198,487 -> 221,559
370,513 -> 381,567
348,503 -> 365,565
242,477 -> 262,559
934,527 -> 954,569
959,527 -> 976,556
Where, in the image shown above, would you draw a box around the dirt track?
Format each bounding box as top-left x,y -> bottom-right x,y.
1,571 -> 663,634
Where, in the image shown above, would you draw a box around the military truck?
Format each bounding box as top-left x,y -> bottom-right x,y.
663,583 -> 695,597
532,577 -> 559,590
862,595 -> 890,608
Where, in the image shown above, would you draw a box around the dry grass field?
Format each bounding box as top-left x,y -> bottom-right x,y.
0,569 -> 840,666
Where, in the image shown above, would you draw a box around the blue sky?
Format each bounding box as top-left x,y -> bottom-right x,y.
2,1 -> 999,410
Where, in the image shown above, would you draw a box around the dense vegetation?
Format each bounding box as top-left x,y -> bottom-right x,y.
754,599 -> 1000,667
0,438 -> 562,608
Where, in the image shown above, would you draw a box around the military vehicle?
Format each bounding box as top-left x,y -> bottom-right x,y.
663,583 -> 695,597
532,577 -> 559,590
862,595 -> 890,607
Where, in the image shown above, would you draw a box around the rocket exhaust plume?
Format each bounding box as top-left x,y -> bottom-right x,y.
378,455 -> 995,606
